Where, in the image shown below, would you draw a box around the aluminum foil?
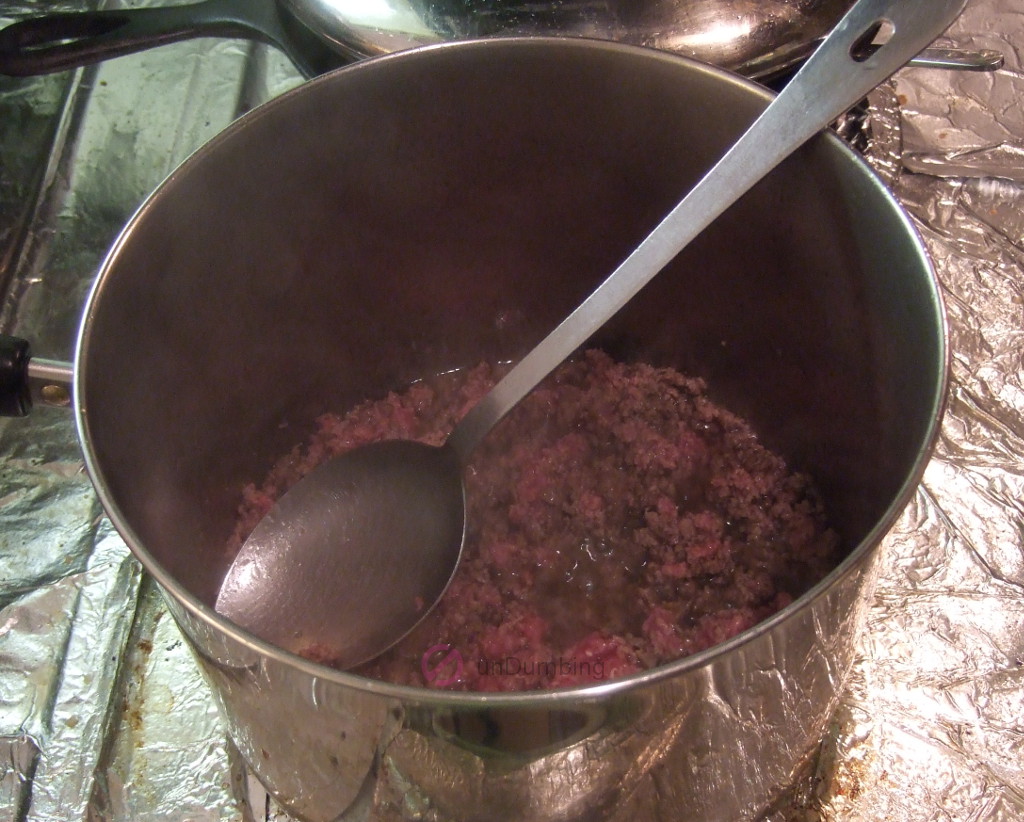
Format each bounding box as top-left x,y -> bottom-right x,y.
899,1 -> 1024,182
0,1 -> 1022,819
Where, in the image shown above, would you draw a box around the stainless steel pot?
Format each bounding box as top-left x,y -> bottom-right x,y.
0,0 -> 857,79
12,38 -> 946,821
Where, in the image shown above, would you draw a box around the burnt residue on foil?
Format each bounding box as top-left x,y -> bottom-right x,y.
1,1 -> 1023,819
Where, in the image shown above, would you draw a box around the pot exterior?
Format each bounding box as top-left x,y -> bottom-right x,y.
74,40 -> 945,821
164,543 -> 878,821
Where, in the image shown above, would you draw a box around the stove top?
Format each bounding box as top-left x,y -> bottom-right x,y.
1,2 -> 1022,819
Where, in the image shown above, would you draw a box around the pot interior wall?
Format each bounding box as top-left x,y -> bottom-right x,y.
77,40 -> 943,608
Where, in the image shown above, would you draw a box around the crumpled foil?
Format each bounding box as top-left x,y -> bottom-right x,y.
899,2 -> 1024,182
0,1 -> 1021,820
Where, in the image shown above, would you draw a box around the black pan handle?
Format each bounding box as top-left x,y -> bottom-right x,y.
0,0 -> 295,77
0,335 -> 31,416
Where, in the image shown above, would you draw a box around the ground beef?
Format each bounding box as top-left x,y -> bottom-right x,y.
228,350 -> 840,692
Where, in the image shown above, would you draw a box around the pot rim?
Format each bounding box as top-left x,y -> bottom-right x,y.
73,36 -> 950,708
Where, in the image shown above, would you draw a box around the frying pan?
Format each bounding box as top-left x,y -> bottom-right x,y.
0,0 -> 866,80
0,0 -> 348,79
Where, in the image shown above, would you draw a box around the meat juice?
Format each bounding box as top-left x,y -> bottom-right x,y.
229,350 -> 839,691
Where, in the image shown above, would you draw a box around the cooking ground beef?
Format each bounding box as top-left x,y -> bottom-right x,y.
228,350 -> 840,691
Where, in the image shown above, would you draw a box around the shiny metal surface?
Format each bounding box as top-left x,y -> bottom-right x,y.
1,0 -> 860,80
179,550 -> 880,821
26,357 -> 74,407
886,45 -> 1002,71
283,0 -> 857,77
69,38 -> 944,821
216,439 -> 466,667
0,0 -> 998,83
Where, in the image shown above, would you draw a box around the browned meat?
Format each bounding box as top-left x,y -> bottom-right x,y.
230,350 -> 839,691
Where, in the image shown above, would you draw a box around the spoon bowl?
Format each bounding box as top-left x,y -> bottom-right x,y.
216,0 -> 966,668
216,440 -> 464,664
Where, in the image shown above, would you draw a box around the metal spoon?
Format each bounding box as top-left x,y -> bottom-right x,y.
215,0 -> 967,669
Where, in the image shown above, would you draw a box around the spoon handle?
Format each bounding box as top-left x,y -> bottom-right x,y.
448,0 -> 966,462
